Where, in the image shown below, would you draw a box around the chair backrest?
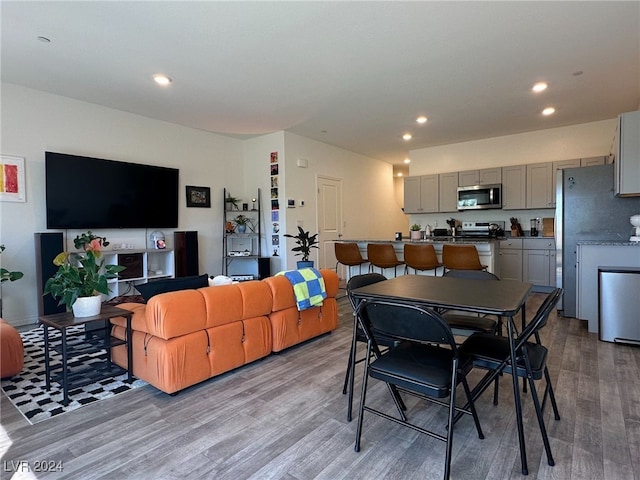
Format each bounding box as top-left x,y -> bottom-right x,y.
346,273 -> 387,311
444,269 -> 500,281
404,243 -> 440,271
514,288 -> 563,350
367,243 -> 401,268
335,242 -> 364,266
358,300 -> 457,350
442,244 -> 484,270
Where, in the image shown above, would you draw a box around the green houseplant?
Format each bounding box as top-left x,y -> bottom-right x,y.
225,194 -> 240,211
44,231 -> 125,316
0,245 -> 24,284
233,214 -> 255,233
284,226 -> 319,268
0,244 -> 24,317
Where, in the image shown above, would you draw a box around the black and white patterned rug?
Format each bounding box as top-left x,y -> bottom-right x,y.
1,325 -> 147,425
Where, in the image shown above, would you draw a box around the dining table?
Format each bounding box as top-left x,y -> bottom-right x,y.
350,274 -> 534,475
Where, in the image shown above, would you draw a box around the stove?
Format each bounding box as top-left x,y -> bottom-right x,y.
460,221 -> 505,238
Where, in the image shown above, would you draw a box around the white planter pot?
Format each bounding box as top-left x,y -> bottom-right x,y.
410,230 -> 422,240
72,295 -> 102,317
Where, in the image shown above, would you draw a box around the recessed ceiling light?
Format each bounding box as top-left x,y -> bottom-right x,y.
416,116 -> 428,124
404,158 -> 411,164
397,172 -> 404,177
542,106 -> 556,116
402,133 -> 412,141
532,82 -> 548,93
153,74 -> 172,86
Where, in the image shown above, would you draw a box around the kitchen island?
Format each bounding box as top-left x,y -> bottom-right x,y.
340,238 -> 500,278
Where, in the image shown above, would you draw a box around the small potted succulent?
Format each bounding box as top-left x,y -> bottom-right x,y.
410,223 -> 422,240
284,226 -> 319,268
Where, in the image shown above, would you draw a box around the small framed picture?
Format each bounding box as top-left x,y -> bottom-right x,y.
186,185 -> 211,208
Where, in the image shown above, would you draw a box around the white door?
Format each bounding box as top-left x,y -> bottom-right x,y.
317,176 -> 342,272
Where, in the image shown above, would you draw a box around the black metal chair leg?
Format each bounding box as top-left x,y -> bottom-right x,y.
543,367 -> 561,421
524,360 -> 555,466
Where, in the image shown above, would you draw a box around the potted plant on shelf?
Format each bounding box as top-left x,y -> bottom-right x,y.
284,226 -> 319,268
233,214 -> 255,234
0,245 -> 24,317
44,231 -> 125,317
410,223 -> 422,240
225,194 -> 241,211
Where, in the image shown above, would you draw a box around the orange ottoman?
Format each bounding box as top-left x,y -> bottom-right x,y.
0,318 -> 24,378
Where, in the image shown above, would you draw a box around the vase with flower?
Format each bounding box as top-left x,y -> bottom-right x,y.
44,231 -> 125,317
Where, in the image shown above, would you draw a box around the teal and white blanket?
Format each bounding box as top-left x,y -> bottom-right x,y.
277,267 -> 327,311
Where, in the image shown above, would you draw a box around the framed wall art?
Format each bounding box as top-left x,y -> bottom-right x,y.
0,155 -> 26,202
186,185 -> 211,208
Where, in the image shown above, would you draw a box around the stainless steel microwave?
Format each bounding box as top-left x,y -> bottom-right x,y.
457,184 -> 502,210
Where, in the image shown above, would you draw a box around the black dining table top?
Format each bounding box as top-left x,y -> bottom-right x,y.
351,274 -> 533,317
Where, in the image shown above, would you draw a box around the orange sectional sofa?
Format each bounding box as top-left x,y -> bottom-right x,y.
0,318 -> 24,378
110,269 -> 338,394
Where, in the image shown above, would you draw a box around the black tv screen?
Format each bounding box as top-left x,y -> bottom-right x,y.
46,152 -> 179,229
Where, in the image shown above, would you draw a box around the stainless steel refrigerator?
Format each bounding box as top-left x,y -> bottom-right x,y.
555,163 -> 640,317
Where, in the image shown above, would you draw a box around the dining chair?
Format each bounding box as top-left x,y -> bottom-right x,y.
442,244 -> 488,271
354,299 -> 485,480
367,243 -> 405,277
343,273 -> 405,422
403,243 -> 443,276
334,242 -> 368,278
442,269 -> 501,336
457,288 -> 563,476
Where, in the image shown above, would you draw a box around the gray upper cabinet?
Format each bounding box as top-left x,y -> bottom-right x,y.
404,175 -> 439,213
439,172 -> 459,212
458,170 -> 479,187
581,156 -> 606,167
553,158 -> 581,170
526,162 -> 553,209
502,165 -> 526,210
479,167 -> 502,185
614,110 -> 640,196
458,167 -> 501,187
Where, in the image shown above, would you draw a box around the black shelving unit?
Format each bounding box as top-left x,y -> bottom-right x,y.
222,188 -> 262,280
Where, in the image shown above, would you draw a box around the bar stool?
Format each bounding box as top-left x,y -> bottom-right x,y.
334,242 -> 368,278
403,243 -> 443,276
367,243 -> 405,277
442,244 -> 488,271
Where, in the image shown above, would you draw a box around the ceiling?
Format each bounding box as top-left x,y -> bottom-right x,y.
2,1 -> 639,171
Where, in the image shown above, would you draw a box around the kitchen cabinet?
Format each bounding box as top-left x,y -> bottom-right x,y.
438,172 -> 459,212
498,238 -> 523,281
613,110 -> 640,196
522,238 -> 555,287
458,168 -> 501,187
502,165 -> 526,210
577,243 -> 640,333
526,162 -> 554,209
498,238 -> 555,287
581,156 -> 606,167
404,175 -> 438,213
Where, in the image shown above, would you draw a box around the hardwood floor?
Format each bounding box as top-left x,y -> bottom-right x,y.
1,293 -> 639,479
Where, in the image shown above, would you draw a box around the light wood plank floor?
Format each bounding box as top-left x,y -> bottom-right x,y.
1,293 -> 639,479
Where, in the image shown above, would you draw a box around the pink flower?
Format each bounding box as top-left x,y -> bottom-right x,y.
85,238 -> 102,252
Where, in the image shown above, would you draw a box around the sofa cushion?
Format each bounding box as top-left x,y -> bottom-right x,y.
136,274 -> 209,302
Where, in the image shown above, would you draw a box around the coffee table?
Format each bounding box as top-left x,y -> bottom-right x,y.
39,305 -> 134,406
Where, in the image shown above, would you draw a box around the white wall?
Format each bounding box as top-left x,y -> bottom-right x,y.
281,132 -> 408,268
406,119 -> 617,229
1,83 -> 245,325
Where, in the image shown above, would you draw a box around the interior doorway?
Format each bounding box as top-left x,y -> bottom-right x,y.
316,175 -> 342,272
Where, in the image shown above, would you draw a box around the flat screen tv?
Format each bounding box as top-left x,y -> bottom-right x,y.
46,152 -> 179,229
